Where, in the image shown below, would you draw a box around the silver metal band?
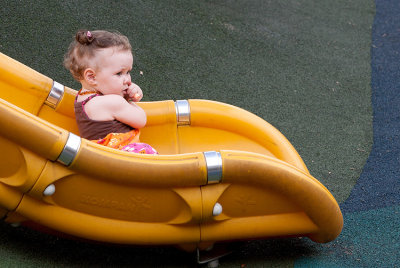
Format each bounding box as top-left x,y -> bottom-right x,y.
45,81 -> 64,109
204,151 -> 223,184
57,133 -> 81,166
175,100 -> 191,125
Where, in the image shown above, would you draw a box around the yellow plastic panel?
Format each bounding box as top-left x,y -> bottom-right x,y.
0,137 -> 22,179
54,86 -> 77,118
69,139 -> 208,187
189,99 -> 308,172
0,99 -> 69,161
201,213 -> 318,242
3,212 -> 27,224
217,184 -> 303,217
213,150 -> 343,243
0,137 -> 47,192
199,177 -> 318,243
38,104 -> 79,135
37,86 -> 78,135
137,101 -> 179,155
47,174 -> 199,223
16,195 -> 200,245
0,183 -> 23,211
0,52 -> 52,114
178,126 -> 275,157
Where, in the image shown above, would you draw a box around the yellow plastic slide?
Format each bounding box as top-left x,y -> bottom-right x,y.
0,52 -> 342,251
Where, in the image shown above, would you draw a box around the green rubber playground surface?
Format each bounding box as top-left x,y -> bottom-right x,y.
1,0 -> 392,267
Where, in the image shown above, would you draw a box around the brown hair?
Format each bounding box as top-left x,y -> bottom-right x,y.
64,30 -> 132,81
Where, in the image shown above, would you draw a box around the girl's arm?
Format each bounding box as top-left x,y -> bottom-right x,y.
85,95 -> 147,129
111,96 -> 147,128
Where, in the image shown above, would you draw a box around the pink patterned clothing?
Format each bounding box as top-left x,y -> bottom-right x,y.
121,143 -> 158,154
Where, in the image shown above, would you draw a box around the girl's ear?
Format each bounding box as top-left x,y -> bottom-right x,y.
83,68 -> 97,86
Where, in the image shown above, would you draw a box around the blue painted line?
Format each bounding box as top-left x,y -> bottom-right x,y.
341,0 -> 400,213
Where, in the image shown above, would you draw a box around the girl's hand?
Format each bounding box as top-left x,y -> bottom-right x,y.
125,82 -> 143,102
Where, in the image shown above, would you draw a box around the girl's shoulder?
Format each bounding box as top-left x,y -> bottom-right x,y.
79,94 -> 119,121
76,93 -> 99,103
82,94 -> 128,118
91,94 -> 127,107
77,94 -> 124,105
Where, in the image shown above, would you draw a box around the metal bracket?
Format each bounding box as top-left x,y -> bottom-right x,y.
197,243 -> 238,266
204,151 -> 223,184
175,100 -> 191,125
45,81 -> 64,109
57,133 -> 81,166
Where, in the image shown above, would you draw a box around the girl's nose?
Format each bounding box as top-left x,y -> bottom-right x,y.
124,74 -> 131,84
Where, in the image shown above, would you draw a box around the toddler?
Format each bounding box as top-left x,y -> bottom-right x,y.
64,30 -> 157,154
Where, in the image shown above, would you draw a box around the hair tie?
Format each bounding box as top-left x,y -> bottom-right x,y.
87,31 -> 92,38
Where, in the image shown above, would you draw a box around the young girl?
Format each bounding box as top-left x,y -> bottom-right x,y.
64,30 -> 158,154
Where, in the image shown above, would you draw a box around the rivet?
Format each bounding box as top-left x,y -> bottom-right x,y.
212,202 -> 223,216
43,184 -> 56,196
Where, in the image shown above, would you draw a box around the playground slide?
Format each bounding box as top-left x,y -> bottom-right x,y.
0,52 -> 342,252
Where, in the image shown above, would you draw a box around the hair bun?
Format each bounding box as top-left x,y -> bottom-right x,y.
76,30 -> 94,45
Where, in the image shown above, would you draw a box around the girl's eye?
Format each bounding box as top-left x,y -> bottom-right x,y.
116,71 -> 130,76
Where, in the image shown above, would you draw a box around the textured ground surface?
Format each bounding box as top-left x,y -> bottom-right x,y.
1,0 -> 398,267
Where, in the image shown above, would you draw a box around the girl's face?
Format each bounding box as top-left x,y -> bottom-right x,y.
92,47 -> 133,96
